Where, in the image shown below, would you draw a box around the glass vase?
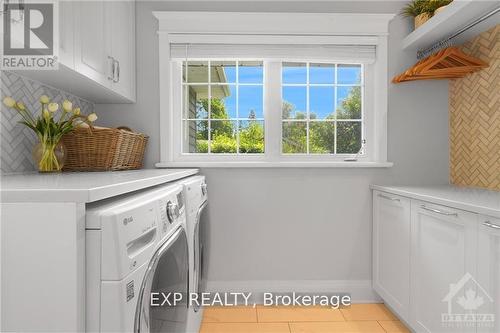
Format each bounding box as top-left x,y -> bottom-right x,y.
32,139 -> 67,172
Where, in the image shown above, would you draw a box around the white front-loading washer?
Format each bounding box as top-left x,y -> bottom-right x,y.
179,176 -> 208,333
86,183 -> 189,333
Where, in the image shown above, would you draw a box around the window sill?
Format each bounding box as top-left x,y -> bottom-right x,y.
155,161 -> 393,168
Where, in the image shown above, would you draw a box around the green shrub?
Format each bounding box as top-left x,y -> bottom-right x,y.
210,134 -> 237,153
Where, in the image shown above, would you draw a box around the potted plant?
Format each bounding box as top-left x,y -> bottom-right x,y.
401,0 -> 453,29
429,0 -> 453,16
401,0 -> 430,29
2,95 -> 97,172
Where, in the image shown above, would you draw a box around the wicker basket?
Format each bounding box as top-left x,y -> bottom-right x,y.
61,126 -> 148,171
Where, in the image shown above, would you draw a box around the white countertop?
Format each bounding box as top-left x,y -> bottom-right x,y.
371,184 -> 500,218
0,169 -> 199,203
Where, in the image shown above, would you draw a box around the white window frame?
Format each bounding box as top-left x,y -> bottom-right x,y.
154,11 -> 394,168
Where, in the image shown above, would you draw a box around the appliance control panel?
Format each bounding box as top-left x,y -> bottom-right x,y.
158,188 -> 186,240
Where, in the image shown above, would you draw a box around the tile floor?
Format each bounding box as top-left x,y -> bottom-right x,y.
199,304 -> 410,333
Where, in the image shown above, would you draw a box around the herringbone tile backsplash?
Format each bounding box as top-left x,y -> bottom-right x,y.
1,72 -> 94,173
450,25 -> 500,191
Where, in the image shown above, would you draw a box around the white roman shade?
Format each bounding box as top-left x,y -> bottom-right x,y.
169,37 -> 377,64
171,44 -> 376,64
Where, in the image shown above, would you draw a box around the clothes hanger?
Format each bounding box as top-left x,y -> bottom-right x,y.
392,46 -> 488,83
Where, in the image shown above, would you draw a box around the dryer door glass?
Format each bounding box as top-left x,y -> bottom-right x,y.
136,227 -> 189,333
193,201 -> 208,312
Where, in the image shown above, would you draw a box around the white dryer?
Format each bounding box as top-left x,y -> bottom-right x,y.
179,176 -> 208,333
86,183 -> 189,333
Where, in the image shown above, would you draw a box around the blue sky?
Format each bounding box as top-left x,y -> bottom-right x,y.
193,63 -> 361,120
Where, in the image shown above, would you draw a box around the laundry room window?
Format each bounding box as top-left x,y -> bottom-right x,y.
182,60 -> 265,154
282,62 -> 364,155
155,11 -> 393,167
180,60 -> 365,156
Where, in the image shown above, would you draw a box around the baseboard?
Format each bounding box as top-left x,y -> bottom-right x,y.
205,280 -> 381,304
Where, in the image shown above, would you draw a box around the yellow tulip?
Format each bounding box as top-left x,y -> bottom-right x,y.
47,103 -> 59,113
73,107 -> 81,116
16,101 -> 26,111
43,108 -> 50,120
39,95 -> 50,104
3,96 -> 16,108
62,100 -> 72,112
87,113 -> 98,122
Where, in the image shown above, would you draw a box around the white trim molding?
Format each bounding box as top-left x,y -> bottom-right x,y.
153,11 -> 394,167
153,12 -> 394,36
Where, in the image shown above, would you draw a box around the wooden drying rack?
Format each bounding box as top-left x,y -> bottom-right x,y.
392,6 -> 498,83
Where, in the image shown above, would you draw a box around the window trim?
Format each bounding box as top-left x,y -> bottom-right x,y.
154,11 -> 394,167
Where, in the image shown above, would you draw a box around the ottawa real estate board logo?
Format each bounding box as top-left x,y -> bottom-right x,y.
442,273 -> 495,329
1,1 -> 58,70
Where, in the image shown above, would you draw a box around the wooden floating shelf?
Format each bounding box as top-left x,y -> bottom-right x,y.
402,0 -> 500,51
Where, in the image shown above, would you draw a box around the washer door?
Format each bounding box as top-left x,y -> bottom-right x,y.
135,227 -> 188,333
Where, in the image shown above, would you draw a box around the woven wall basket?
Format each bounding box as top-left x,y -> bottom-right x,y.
61,127 -> 148,171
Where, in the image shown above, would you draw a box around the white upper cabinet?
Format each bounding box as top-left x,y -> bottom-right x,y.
74,1 -> 111,88
73,0 -> 136,102
373,191 -> 411,321
15,1 -> 135,103
410,201 -> 477,333
58,0 -> 74,68
107,0 -> 136,101
477,215 -> 500,333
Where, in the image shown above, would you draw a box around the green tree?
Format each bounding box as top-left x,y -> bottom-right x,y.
198,98 -> 234,138
336,87 -> 362,153
195,98 -> 264,153
337,86 -> 361,119
248,109 -> 256,119
240,121 -> 264,153
282,85 -> 361,154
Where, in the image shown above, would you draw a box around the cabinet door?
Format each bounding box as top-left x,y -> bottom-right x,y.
58,0 -> 74,68
373,191 -> 411,321
74,1 -> 112,87
410,201 -> 477,333
477,216 -> 500,333
108,0 -> 136,101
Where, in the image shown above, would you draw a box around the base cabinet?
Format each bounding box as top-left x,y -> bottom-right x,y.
410,201 -> 477,333
373,191 -> 411,321
373,190 -> 498,333
477,216 -> 500,333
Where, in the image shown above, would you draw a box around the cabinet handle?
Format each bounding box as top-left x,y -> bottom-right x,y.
420,205 -> 458,217
107,56 -> 115,80
483,221 -> 500,230
117,60 -> 120,83
378,193 -> 400,202
113,59 -> 120,83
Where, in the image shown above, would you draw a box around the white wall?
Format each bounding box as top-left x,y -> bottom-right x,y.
97,1 -> 449,298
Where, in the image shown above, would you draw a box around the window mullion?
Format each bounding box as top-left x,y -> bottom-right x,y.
207,60 -> 212,154
306,62 -> 310,154
236,60 -> 240,155
264,60 -> 282,161
334,63 -> 338,155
